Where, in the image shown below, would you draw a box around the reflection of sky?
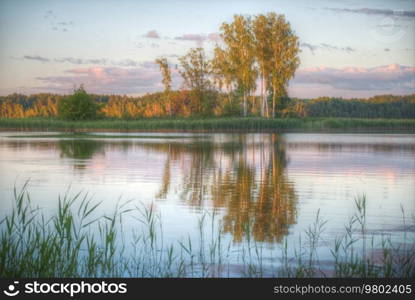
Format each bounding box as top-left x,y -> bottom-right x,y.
0,132 -> 414,269
282,133 -> 415,230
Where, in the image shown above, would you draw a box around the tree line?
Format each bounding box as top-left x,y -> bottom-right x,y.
288,95 -> 415,119
1,91 -> 414,119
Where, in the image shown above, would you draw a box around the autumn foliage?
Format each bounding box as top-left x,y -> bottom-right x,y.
1,91 -> 414,119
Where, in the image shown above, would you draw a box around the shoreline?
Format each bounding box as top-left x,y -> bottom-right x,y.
1,117 -> 415,133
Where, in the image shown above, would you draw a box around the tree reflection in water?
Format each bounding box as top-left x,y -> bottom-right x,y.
52,134 -> 297,243
58,139 -> 105,169
149,134 -> 297,243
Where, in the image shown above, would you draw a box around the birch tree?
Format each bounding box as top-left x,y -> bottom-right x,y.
267,13 -> 300,117
252,14 -> 272,117
219,15 -> 257,117
178,48 -> 211,115
155,57 -> 172,116
211,46 -> 236,114
211,46 -> 234,95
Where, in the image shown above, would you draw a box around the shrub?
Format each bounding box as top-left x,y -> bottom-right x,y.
58,86 -> 100,120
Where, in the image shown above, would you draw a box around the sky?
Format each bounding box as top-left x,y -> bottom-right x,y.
0,0 -> 414,98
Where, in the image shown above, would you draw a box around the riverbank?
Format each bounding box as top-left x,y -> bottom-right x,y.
1,117 -> 415,133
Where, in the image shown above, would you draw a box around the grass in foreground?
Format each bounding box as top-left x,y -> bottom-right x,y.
1,117 -> 415,132
0,183 -> 414,278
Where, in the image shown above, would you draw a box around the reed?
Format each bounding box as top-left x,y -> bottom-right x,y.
1,117 -> 415,132
0,184 -> 414,278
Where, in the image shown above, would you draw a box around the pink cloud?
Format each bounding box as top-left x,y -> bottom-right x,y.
289,64 -> 415,98
36,63 -> 181,95
144,30 -> 160,39
175,32 -> 221,46
32,63 -> 415,98
207,32 -> 221,42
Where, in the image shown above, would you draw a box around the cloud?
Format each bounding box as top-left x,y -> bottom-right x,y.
300,43 -> 318,54
175,34 -> 206,45
54,57 -> 109,65
291,64 -> 415,92
326,7 -> 415,18
45,9 -> 74,32
58,21 -> 74,26
23,55 -> 50,63
207,32 -> 221,42
300,43 -> 355,55
20,55 -> 148,67
175,32 -> 221,46
44,10 -> 54,19
320,43 -> 355,53
18,62 -> 415,98
144,30 -> 160,39
35,64 -> 181,94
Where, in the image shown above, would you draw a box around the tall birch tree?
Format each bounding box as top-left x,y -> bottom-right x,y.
219,15 -> 257,117
155,57 -> 173,116
267,13 -> 300,117
252,14 -> 272,117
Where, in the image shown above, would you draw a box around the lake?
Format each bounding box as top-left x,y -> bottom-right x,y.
0,131 -> 414,276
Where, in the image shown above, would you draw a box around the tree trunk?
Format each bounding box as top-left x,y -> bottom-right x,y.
261,70 -> 268,118
265,99 -> 269,118
263,78 -> 267,117
272,87 -> 276,118
168,92 -> 172,117
243,91 -> 247,117
263,83 -> 268,118
260,73 -> 264,117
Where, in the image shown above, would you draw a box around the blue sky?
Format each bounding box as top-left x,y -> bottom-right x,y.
0,0 -> 414,98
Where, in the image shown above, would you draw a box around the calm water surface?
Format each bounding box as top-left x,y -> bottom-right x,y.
0,132 -> 414,272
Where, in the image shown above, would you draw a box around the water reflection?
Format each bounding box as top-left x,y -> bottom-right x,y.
143,134 -> 298,243
218,138 -> 296,243
0,135 -> 298,243
58,140 -> 104,159
1,132 -> 414,247
58,140 -> 105,169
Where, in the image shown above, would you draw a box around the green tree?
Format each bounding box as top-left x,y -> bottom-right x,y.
178,48 -> 212,115
155,57 -> 172,116
211,47 -> 234,97
267,13 -> 300,117
218,15 -> 257,117
57,86 -> 100,120
252,14 -> 272,117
